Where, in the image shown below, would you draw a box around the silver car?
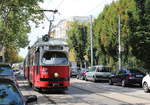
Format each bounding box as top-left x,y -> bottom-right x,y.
85,65 -> 112,82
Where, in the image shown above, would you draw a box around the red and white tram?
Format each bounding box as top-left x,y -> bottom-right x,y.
23,35 -> 70,91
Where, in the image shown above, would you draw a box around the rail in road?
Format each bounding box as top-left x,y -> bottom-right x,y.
16,75 -> 150,105
71,78 -> 150,105
17,75 -> 128,105
17,75 -> 56,105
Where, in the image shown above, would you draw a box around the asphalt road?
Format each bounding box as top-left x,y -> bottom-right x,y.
16,75 -> 150,105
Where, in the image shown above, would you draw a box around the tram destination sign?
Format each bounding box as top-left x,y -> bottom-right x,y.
43,45 -> 64,50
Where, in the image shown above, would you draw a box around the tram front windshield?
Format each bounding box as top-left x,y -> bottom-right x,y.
42,51 -> 68,65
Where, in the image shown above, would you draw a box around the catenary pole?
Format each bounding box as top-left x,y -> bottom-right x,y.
118,15 -> 121,70
90,15 -> 93,67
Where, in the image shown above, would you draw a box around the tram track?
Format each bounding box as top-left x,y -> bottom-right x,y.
71,85 -> 131,105
41,94 -> 57,104
17,75 -> 57,105
71,80 -> 150,105
92,83 -> 150,102
17,75 -> 150,105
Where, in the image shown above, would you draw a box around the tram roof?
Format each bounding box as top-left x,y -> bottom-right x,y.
32,38 -> 68,48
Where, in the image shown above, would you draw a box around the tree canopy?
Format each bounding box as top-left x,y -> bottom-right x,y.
93,0 -> 136,68
67,21 -> 88,67
0,0 -> 44,63
66,0 -> 150,71
128,0 -> 150,70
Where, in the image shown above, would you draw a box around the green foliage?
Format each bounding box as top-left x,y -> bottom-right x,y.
67,22 -> 88,67
92,0 -> 150,71
66,0 -> 150,71
0,0 -> 44,62
127,0 -> 150,70
93,0 -> 136,68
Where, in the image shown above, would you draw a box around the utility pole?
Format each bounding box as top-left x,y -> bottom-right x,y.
118,15 -> 121,70
90,15 -> 93,67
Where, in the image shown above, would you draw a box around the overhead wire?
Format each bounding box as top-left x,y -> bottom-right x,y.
85,2 -> 104,16
85,0 -> 113,16
42,0 -> 65,33
55,0 -> 65,10
53,0 -> 66,24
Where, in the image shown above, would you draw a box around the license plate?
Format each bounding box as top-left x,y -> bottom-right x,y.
53,83 -> 59,87
136,75 -> 143,77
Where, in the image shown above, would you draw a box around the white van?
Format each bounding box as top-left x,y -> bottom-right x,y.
85,65 -> 112,82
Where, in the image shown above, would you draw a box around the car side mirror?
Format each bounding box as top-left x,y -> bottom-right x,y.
25,95 -> 37,103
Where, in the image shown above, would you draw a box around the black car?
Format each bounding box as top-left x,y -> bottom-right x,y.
77,68 -> 88,80
109,68 -> 145,87
0,78 -> 37,105
0,63 -> 17,84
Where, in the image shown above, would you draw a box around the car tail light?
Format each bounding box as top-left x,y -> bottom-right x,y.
83,72 -> 86,75
128,74 -> 133,79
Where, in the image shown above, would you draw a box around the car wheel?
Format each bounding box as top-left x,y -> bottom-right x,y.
93,76 -> 97,82
77,75 -> 79,79
85,76 -> 88,81
81,76 -> 84,80
143,82 -> 150,93
121,80 -> 127,87
109,79 -> 113,85
139,83 -> 142,87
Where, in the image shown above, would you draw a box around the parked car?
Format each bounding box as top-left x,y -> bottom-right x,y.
85,65 -> 112,82
0,78 -> 37,105
70,67 -> 80,77
109,68 -> 145,87
0,63 -> 17,84
142,73 -> 150,92
77,68 -> 88,80
13,69 -> 21,76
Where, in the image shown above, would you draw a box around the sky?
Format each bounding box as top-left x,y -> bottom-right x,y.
19,0 -> 116,58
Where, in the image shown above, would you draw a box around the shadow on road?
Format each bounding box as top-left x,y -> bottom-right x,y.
71,78 -> 143,94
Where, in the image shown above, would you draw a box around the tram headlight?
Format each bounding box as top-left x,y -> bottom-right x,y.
54,72 -> 59,78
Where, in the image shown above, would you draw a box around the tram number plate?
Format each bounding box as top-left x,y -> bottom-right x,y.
53,83 -> 59,87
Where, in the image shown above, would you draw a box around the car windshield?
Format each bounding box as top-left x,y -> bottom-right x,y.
0,66 -> 13,76
42,51 -> 68,65
89,67 -> 96,72
81,69 -> 87,72
71,68 -> 80,72
97,67 -> 111,72
0,82 -> 24,105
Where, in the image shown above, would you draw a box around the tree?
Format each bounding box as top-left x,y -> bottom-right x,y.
67,21 -> 88,67
93,0 -> 137,68
128,0 -> 150,70
0,0 -> 44,63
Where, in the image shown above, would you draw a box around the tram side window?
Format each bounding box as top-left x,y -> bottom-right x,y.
34,52 -> 39,65
42,51 -> 68,65
23,59 -> 25,67
29,54 -> 34,66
